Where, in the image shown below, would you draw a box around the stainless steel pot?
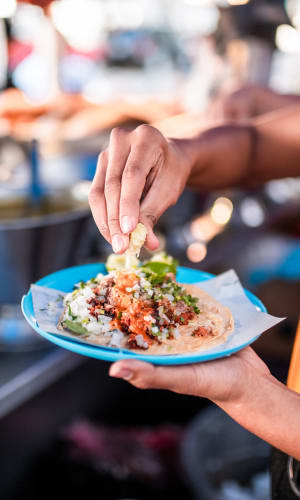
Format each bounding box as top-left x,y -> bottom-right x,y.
0,207 -> 92,305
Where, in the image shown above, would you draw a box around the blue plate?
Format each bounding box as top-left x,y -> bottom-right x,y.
21,264 -> 266,365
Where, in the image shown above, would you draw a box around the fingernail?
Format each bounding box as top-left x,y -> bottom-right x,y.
112,235 -> 124,253
111,368 -> 133,380
121,216 -> 135,234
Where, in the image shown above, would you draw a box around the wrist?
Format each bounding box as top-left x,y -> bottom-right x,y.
167,137 -> 196,178
189,124 -> 257,189
215,366 -> 278,414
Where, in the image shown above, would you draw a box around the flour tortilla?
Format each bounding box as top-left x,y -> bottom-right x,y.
58,283 -> 234,355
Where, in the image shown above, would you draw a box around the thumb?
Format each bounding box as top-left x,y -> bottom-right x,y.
139,212 -> 160,251
109,359 -> 200,395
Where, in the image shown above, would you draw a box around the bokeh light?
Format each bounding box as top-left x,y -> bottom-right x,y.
186,242 -> 207,263
210,197 -> 233,225
276,24 -> 300,55
239,198 -> 265,227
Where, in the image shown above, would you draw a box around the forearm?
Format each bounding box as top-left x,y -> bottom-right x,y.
174,104 -> 300,190
216,371 -> 300,460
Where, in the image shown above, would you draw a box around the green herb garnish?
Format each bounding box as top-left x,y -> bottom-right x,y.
64,320 -> 88,335
141,261 -> 177,275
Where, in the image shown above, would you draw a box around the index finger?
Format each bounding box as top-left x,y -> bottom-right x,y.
89,151 -> 111,243
104,127 -> 130,253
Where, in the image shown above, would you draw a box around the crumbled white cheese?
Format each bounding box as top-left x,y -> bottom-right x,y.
140,278 -> 150,289
82,286 -> 94,299
135,334 -> 149,349
85,322 -> 103,334
68,296 -> 90,319
109,331 -> 124,348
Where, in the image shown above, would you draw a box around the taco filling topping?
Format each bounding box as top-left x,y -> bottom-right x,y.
59,224 -> 233,352
61,263 -> 203,349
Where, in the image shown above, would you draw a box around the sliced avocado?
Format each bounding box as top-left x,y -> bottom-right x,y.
64,320 -> 88,336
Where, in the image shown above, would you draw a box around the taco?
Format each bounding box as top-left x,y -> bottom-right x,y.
58,225 -> 233,354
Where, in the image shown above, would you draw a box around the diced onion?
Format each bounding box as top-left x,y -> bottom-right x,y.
173,328 -> 181,339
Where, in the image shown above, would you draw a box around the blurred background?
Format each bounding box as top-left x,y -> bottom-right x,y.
0,0 -> 300,499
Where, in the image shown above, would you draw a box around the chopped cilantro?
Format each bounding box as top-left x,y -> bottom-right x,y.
148,273 -> 165,286
117,311 -> 123,320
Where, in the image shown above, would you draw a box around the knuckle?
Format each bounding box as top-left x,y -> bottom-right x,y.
135,124 -> 151,136
132,377 -> 150,390
135,124 -> 160,141
152,146 -> 165,166
141,212 -> 157,226
124,161 -> 140,178
107,217 -> 120,230
98,150 -> 108,164
110,126 -> 125,141
105,176 -> 120,192
120,196 -> 137,212
88,187 -> 101,203
98,223 -> 109,236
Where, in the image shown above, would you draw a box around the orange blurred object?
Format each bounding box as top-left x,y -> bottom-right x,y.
287,318 -> 300,394
186,242 -> 207,263
17,0 -> 53,6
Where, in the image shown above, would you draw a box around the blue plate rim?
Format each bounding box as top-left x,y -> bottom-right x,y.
21,263 -> 266,365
